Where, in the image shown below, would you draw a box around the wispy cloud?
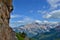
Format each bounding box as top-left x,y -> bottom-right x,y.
17,21 -> 24,23
37,10 -> 47,14
17,17 -> 34,24
38,0 -> 60,19
43,10 -> 60,19
47,0 -> 60,9
10,15 -> 22,18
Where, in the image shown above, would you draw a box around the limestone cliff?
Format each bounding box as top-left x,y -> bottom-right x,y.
0,0 -> 17,40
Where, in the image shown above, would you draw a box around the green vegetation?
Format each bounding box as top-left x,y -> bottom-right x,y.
16,32 -> 27,40
16,33 -> 24,40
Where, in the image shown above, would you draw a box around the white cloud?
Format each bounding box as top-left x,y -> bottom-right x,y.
43,20 -> 49,23
42,0 -> 60,19
43,10 -> 60,19
17,21 -> 24,23
34,20 -> 50,24
35,20 -> 42,23
43,14 -> 51,18
11,15 -> 22,18
47,0 -> 60,9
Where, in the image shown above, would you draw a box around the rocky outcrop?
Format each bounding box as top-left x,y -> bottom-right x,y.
0,0 -> 17,40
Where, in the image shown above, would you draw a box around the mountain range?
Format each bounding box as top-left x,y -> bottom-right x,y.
13,21 -> 60,37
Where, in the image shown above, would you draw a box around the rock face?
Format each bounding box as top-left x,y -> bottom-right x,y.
0,0 -> 17,40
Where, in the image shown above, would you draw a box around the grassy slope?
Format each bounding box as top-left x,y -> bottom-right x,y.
16,33 -> 24,40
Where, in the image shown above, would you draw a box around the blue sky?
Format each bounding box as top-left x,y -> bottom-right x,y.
10,0 -> 60,27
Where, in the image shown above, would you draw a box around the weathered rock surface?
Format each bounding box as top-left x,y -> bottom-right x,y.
0,0 -> 17,40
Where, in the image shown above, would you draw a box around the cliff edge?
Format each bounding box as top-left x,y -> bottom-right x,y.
0,0 -> 17,40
